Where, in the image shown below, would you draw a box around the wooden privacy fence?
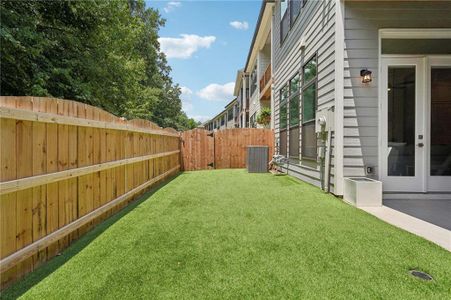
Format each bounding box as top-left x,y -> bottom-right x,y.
181,128 -> 274,171
0,97 -> 181,288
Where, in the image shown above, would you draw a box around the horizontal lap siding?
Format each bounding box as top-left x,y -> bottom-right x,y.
249,92 -> 260,119
274,0 -> 336,189
343,1 -> 451,178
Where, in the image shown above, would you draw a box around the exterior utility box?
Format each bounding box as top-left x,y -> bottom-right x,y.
344,177 -> 382,207
246,146 -> 269,173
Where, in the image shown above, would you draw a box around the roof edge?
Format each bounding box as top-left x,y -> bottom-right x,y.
244,0 -> 275,72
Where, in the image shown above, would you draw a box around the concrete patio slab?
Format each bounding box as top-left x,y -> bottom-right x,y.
361,206 -> 451,251
384,199 -> 451,230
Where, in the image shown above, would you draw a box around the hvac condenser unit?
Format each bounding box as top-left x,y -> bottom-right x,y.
246,146 -> 269,173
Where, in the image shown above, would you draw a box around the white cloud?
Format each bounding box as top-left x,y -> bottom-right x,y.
180,86 -> 193,112
229,21 -> 249,30
163,1 -> 181,13
197,82 -> 235,102
158,34 -> 216,59
180,86 -> 193,96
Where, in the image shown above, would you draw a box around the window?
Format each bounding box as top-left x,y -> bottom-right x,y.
382,39 -> 451,55
280,86 -> 288,129
281,0 -> 303,45
289,74 -> 300,159
227,108 -> 234,121
280,0 -> 288,19
221,115 -> 225,126
290,0 -> 301,26
279,85 -> 288,156
280,0 -> 289,44
250,113 -> 256,128
301,55 -> 317,160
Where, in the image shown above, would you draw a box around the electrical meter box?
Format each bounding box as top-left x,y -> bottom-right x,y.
315,108 -> 335,133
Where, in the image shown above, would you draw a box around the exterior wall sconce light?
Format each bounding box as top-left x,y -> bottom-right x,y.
360,69 -> 372,83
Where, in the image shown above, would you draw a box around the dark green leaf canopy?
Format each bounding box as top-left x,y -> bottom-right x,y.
0,0 -> 198,130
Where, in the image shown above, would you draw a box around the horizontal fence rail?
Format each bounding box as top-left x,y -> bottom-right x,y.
0,106 -> 179,137
0,97 -> 181,288
0,150 -> 180,195
0,165 -> 179,273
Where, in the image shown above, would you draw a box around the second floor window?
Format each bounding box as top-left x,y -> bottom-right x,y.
227,108 -> 234,121
290,0 -> 301,26
250,65 -> 257,96
280,0 -> 304,45
280,0 -> 289,44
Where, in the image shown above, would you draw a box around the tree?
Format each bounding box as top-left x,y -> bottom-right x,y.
0,0 -> 198,130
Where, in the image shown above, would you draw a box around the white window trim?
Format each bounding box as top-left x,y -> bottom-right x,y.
379,29 -> 451,40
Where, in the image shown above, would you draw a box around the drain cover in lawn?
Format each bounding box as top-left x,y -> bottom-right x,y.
409,270 -> 433,281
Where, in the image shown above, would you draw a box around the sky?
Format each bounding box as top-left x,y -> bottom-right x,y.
145,0 -> 260,123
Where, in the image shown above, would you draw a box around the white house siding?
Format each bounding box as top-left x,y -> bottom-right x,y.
273,0 -> 336,191
343,1 -> 451,179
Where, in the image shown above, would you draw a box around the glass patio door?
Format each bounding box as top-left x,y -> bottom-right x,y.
427,57 -> 451,191
381,57 -> 426,192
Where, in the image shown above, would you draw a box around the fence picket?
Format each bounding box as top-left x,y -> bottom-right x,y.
0,97 -> 180,289
181,128 -> 274,171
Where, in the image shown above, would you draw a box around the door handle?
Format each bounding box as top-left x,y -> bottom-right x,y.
417,142 -> 424,147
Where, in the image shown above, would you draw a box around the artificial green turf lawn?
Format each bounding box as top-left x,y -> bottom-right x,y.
3,170 -> 451,299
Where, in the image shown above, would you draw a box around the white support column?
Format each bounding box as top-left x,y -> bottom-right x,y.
334,0 -> 345,195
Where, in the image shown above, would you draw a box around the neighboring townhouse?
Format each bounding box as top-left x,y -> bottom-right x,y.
204,98 -> 239,131
225,98 -> 240,129
234,0 -> 275,129
233,69 -> 250,128
268,0 -> 451,200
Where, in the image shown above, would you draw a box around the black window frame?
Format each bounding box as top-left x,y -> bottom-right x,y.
290,0 -> 302,27
280,0 -> 304,46
280,0 -> 290,45
279,85 -> 289,156
301,54 -> 318,161
250,65 -> 258,96
227,107 -> 234,121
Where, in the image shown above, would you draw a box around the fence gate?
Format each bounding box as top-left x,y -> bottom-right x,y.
180,129 -> 214,171
181,128 -> 274,171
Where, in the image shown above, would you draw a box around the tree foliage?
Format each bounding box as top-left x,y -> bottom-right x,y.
0,0 -> 197,130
